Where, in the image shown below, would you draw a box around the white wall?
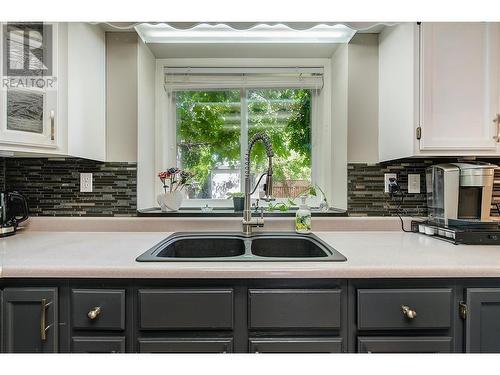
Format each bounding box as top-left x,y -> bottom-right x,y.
347,34 -> 379,163
378,24 -> 417,161
67,23 -> 106,161
137,39 -> 156,209
331,45 -> 349,210
106,32 -> 138,162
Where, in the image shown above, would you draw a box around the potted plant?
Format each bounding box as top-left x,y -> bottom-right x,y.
157,168 -> 193,212
227,192 -> 245,211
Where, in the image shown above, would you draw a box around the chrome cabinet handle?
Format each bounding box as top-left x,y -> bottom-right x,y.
50,110 -> 55,141
40,298 -> 53,341
493,114 -> 500,142
401,305 -> 417,319
87,306 -> 102,320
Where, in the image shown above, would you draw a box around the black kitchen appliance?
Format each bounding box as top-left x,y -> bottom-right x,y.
411,219 -> 500,245
0,192 -> 29,238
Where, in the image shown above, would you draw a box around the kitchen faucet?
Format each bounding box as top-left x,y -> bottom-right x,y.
242,132 -> 274,235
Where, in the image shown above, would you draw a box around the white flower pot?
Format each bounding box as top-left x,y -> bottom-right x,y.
157,191 -> 183,212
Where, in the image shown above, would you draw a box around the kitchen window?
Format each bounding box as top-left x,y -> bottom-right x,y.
158,65 -> 329,208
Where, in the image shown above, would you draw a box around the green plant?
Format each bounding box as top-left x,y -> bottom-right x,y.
295,215 -> 311,231
266,202 -> 289,212
226,192 -> 245,198
265,184 -> 328,213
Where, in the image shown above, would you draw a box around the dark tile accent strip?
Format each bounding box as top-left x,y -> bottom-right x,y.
0,158 -> 5,191
5,158 -> 137,216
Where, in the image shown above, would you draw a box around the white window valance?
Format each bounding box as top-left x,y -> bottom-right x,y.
163,66 -> 324,90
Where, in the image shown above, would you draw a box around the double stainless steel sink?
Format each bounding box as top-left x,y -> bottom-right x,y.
136,232 -> 347,262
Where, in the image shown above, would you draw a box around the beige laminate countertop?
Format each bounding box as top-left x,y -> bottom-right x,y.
2,230 -> 500,279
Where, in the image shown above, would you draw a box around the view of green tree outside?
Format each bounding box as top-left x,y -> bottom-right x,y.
175,88 -> 312,199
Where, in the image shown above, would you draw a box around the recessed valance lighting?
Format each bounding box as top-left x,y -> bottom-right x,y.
135,23 -> 356,44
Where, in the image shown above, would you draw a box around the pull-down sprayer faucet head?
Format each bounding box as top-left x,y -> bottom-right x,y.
243,132 -> 275,235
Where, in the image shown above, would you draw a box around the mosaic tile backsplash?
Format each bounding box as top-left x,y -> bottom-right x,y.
347,159 -> 432,217
2,157 -> 500,217
0,158 -> 5,191
3,158 -> 136,216
348,158 -> 500,217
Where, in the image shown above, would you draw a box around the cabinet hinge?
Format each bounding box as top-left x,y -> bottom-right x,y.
459,301 -> 467,320
416,126 -> 422,140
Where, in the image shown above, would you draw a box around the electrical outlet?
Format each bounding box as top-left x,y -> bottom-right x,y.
408,174 -> 421,194
384,173 -> 397,193
80,173 -> 93,193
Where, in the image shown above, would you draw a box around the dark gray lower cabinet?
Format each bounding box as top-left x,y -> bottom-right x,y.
249,289 -> 341,329
358,337 -> 453,353
138,338 -> 233,353
249,337 -> 343,353
72,289 -> 125,331
465,288 -> 500,353
4,280 -> 500,353
139,289 -> 233,330
72,337 -> 126,353
357,289 -> 452,330
2,288 -> 58,353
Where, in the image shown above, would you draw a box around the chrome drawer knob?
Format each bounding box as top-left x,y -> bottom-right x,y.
401,305 -> 417,319
87,306 -> 102,320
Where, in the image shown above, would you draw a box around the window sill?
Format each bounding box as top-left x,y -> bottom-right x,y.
137,207 -> 348,217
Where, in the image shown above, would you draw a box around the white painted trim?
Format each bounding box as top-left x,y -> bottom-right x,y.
145,57 -> 339,211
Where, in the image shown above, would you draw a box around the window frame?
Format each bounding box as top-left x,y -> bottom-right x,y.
154,58 -> 336,209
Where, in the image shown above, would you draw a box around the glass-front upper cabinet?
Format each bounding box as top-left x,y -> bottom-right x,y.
0,22 -> 58,148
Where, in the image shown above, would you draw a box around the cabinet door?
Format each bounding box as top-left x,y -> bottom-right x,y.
248,289 -> 341,329
249,337 -> 343,353
138,338 -> 233,353
139,289 -> 233,330
358,337 -> 452,353
420,23 -> 498,151
72,337 -> 125,353
465,288 -> 500,353
2,287 -> 58,353
0,22 -> 58,148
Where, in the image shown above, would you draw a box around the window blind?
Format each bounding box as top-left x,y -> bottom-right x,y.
163,67 -> 324,91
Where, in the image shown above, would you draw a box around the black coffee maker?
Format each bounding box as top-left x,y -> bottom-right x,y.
1,192 -> 29,238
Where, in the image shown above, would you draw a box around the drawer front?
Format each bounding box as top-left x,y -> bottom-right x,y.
72,336 -> 126,353
249,337 -> 343,353
357,288 -> 452,330
139,289 -> 233,330
358,337 -> 453,353
138,338 -> 233,353
72,289 -> 125,330
249,289 -> 341,329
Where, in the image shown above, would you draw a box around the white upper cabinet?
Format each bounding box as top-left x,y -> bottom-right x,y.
0,23 -> 59,149
420,23 -> 498,151
0,22 -> 106,161
379,22 -> 500,161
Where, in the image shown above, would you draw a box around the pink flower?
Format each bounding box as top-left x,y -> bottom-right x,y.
158,171 -> 169,181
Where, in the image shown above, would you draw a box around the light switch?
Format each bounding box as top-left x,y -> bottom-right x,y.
80,173 -> 93,193
408,174 -> 421,194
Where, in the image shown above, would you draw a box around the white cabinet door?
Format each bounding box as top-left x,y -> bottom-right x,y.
419,22 -> 499,151
0,22 -> 58,149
